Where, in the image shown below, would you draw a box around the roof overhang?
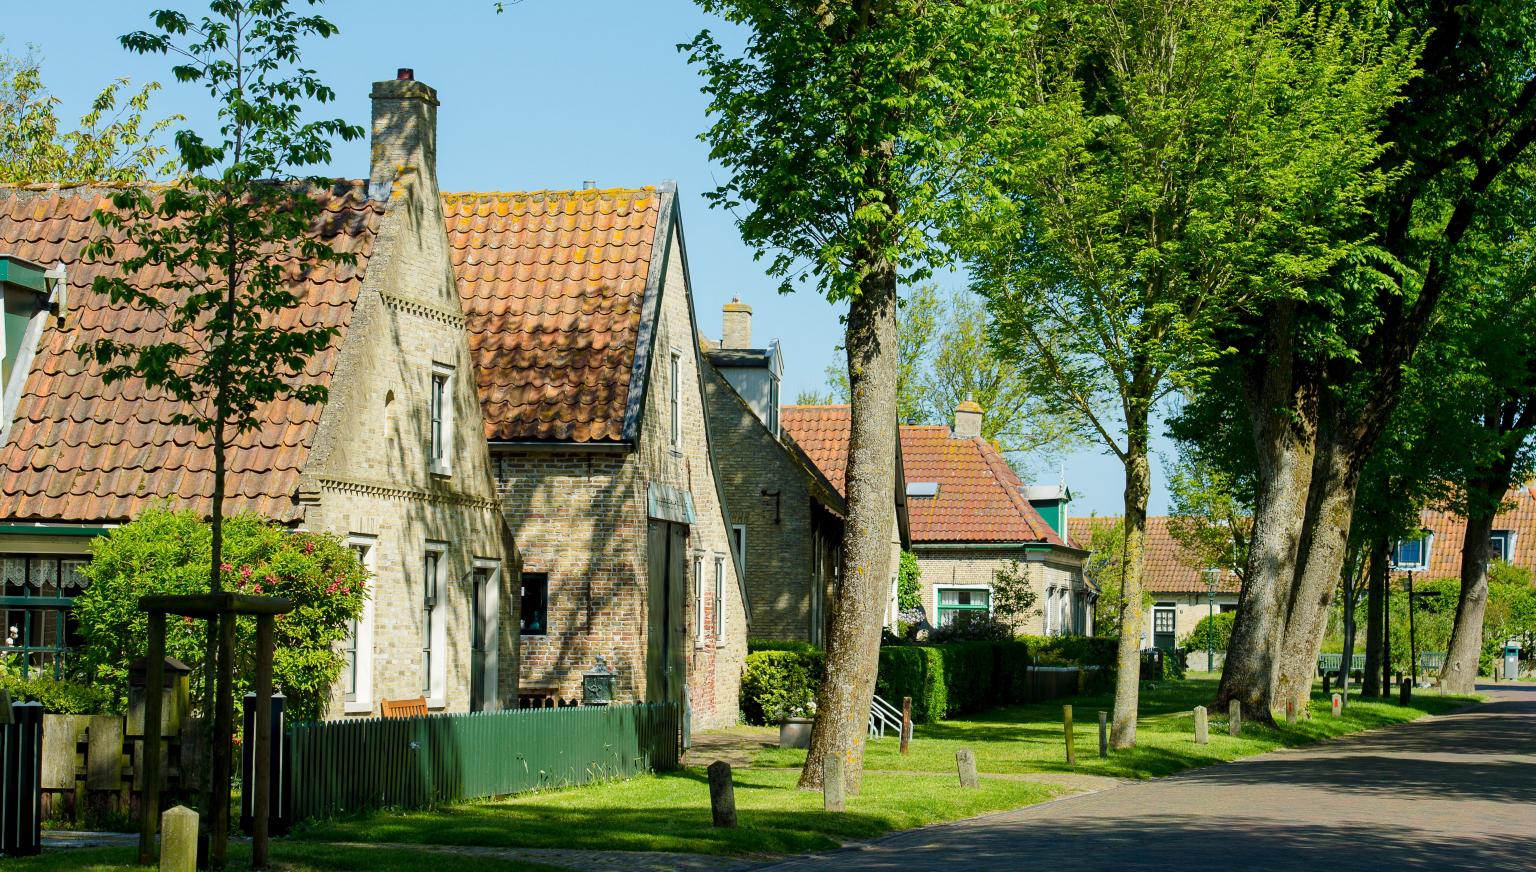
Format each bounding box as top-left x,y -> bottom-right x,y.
487,439 -> 632,453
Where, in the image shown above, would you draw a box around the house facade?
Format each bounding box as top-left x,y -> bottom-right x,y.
900,404 -> 1091,636
0,72 -> 520,717
701,302 -> 846,645
444,184 -> 748,729
1390,483 -> 1536,578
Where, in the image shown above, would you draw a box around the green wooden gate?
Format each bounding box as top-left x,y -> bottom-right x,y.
287,702 -> 679,820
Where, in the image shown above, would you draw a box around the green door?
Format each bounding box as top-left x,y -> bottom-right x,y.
646,521 -> 689,704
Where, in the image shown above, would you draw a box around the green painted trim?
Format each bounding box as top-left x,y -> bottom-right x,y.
0,256 -> 49,294
0,524 -> 111,537
0,595 -> 74,608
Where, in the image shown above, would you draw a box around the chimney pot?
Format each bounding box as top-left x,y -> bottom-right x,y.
953,396 -> 984,440
397,68 -> 414,80
722,297 -> 753,349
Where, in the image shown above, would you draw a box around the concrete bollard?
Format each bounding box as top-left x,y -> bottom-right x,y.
1228,699 -> 1242,736
1193,706 -> 1209,745
1331,693 -> 1342,717
160,805 -> 199,872
1063,705 -> 1075,766
956,748 -> 979,789
1285,699 -> 1297,724
823,753 -> 846,812
1098,710 -> 1108,759
707,761 -> 738,828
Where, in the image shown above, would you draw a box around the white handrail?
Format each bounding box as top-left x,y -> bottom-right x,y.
868,693 -> 905,740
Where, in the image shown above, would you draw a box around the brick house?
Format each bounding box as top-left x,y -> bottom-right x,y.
0,72 -> 520,717
700,301 -> 847,645
1069,515 -> 1240,651
777,404 -> 914,636
897,404 -> 1091,636
443,183 -> 749,729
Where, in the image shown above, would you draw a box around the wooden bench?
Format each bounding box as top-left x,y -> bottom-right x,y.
380,697 -> 428,719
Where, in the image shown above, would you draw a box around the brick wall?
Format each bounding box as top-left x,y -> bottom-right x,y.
912,547 -> 1088,636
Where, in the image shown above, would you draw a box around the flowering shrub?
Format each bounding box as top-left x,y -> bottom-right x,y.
73,507 -> 367,721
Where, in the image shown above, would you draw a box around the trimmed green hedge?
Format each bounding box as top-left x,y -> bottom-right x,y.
0,671 -> 115,715
877,640 -> 1034,722
1020,635 -> 1118,669
740,649 -> 824,724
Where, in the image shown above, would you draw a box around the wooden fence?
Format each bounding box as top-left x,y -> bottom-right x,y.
287,702 -> 680,820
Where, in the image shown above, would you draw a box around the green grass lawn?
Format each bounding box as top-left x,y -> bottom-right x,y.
290,767 -> 1059,856
755,674 -> 1479,779
1,841 -> 567,872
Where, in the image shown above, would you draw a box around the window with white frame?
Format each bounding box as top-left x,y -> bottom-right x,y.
1393,535 -> 1431,570
1058,589 -> 1071,636
1043,588 -> 1056,634
713,554 -> 726,642
1152,604 -> 1176,651
429,364 -> 454,476
937,587 -> 990,627
1489,530 -> 1515,563
693,553 -> 705,643
342,535 -> 376,712
422,543 -> 447,704
669,350 -> 683,449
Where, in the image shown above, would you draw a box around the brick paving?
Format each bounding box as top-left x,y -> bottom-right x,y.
749,683 -> 1536,872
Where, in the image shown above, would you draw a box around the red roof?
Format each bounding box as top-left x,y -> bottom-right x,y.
780,405 -> 1065,546
0,182 -> 381,524
1408,483 -> 1536,578
444,189 -> 661,443
1069,515 -> 1242,594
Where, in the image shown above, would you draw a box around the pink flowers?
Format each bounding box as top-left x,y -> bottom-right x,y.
220,562 -> 233,573
302,540 -> 316,555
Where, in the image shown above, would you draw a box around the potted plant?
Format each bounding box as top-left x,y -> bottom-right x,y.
776,697 -> 816,749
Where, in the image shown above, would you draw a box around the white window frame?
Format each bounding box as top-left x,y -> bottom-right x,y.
1043,587 -> 1055,634
423,542 -> 448,708
343,535 -> 377,714
1058,589 -> 1071,637
669,349 -> 683,450
1489,530 -> 1515,563
934,585 -> 992,628
472,557 -> 502,712
1393,535 -> 1432,571
713,553 -> 726,644
693,553 -> 705,645
1151,604 -> 1177,649
429,363 -> 454,477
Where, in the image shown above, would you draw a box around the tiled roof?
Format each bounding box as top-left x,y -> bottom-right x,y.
1069,516 -> 1241,595
780,405 -> 1065,546
1410,483 -> 1536,578
0,182 -> 382,524
444,188 -> 661,443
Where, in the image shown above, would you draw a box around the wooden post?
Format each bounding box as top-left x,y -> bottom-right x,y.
1285,699 -> 1297,724
1193,706 -> 1208,745
1399,676 -> 1411,706
1228,699 -> 1242,736
210,611 -> 237,867
252,614 -> 275,869
822,753 -> 845,812
1062,705 -> 1075,766
899,697 -> 912,755
159,805 -> 198,872
138,612 -> 166,866
1097,710 -> 1108,758
955,748 -> 979,789
707,761 -> 737,827
1322,673 -> 1331,696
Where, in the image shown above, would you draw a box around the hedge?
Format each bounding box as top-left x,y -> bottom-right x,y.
876,640 -> 1034,722
740,649 -> 824,724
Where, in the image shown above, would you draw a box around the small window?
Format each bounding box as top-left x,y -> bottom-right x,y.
1489,530 -> 1514,563
768,378 -> 780,436
422,546 -> 445,695
730,525 -> 747,568
937,587 -> 990,627
693,555 -> 705,642
520,572 -> 549,636
342,538 -> 375,704
713,554 -> 726,641
669,351 -> 683,449
1152,605 -> 1176,651
429,364 -> 453,475
1393,535 -> 1431,570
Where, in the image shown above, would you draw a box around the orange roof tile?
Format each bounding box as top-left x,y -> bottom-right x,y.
780,405 -> 1064,545
1069,515 -> 1242,594
443,188 -> 661,443
1407,483 -> 1536,578
0,182 -> 382,524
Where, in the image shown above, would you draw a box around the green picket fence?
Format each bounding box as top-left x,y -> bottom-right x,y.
287,702 -> 680,820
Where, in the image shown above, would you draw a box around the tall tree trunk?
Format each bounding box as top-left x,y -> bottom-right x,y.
1441,476 -> 1503,693
1218,306 -> 1316,722
208,415 -> 233,867
1361,536 -> 1387,697
799,257 -> 899,793
1275,417 -> 1363,714
1111,423 -> 1151,749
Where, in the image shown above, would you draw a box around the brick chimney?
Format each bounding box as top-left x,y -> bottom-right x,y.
953,396 -> 983,440
369,68 -> 439,201
722,297 -> 753,349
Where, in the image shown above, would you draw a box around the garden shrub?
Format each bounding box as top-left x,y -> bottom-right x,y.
747,639 -> 823,655
926,612 -> 1014,643
740,649 -> 824,724
877,645 -> 947,722
1182,611 -> 1235,652
877,640 -> 1035,722
74,507 -> 367,722
1020,635 -> 1118,669
0,670 -> 114,714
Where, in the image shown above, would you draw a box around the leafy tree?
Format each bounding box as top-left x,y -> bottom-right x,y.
0,40 -> 177,183
962,0 -> 1412,743
990,559 -> 1040,631
822,283 -> 941,424
74,508 -> 366,723
80,2 -> 360,860
896,550 -> 922,611
685,0 -> 1014,790
1166,454 -> 1252,586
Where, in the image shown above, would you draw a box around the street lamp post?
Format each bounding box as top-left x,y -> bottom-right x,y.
1407,569 -> 1418,687
1203,568 -> 1219,673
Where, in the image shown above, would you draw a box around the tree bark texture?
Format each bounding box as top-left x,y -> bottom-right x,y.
1218,306 -> 1316,722
1361,536 -> 1387,698
798,259 -> 899,793
1441,479 -> 1501,693
1111,440 -> 1150,749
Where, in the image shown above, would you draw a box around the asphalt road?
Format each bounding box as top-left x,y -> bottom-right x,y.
753,683 -> 1536,872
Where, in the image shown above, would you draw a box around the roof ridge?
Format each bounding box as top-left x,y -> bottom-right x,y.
442,187 -> 658,201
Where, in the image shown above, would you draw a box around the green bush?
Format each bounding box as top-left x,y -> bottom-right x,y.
1019,635 -> 1118,669
740,650 -> 824,724
877,640 -> 1034,722
0,670 -> 114,714
877,645 -> 947,721
747,639 -> 823,655
1182,611 -> 1235,652
74,507 -> 367,722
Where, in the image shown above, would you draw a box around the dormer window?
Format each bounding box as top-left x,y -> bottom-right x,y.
907,482 -> 940,498
1489,530 -> 1515,563
0,255 -> 61,430
1393,534 -> 1431,571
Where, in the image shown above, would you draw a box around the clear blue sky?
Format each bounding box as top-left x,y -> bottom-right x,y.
3,0 -> 1169,516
